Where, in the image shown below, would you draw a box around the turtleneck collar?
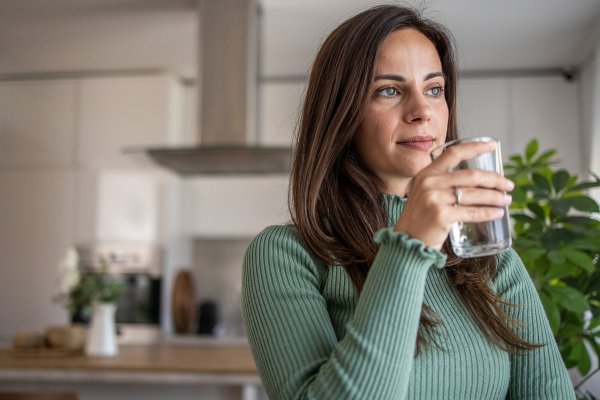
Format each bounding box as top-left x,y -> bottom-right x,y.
382,194 -> 408,227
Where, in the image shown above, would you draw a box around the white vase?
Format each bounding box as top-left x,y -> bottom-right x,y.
85,302 -> 118,357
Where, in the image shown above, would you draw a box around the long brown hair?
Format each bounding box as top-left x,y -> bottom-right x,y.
290,5 -> 539,354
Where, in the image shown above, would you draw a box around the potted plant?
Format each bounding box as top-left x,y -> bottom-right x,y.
55,248 -> 123,356
505,139 -> 600,398
55,248 -> 123,322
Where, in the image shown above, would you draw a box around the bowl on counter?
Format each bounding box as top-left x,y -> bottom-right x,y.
45,325 -> 85,350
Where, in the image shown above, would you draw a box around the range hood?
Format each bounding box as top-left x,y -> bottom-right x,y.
140,0 -> 292,175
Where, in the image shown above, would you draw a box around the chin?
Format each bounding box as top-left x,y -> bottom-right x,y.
402,157 -> 432,176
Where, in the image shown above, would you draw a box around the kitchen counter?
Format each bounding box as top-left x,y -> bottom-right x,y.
0,344 -> 262,400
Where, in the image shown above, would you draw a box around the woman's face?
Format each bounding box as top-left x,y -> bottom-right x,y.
355,28 -> 449,195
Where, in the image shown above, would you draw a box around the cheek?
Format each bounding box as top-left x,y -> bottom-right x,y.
360,109 -> 395,140
440,104 -> 449,126
434,104 -> 450,139
357,117 -> 387,155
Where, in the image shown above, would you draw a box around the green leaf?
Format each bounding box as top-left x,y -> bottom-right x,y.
565,176 -> 578,190
511,213 -> 541,225
532,173 -> 551,192
573,341 -> 592,375
511,186 -> 528,205
521,184 -> 547,196
525,139 -> 539,161
545,260 -> 578,281
515,236 -> 540,246
563,249 -> 596,274
552,170 -> 570,192
550,199 -> 570,217
509,155 -> 524,165
547,250 -> 566,265
527,202 -> 546,220
539,292 -> 560,334
562,216 -> 596,226
587,335 -> 600,365
532,149 -> 557,166
545,285 -> 589,313
571,238 -> 600,252
571,180 -> 600,192
521,247 -> 547,262
513,221 -> 525,235
589,317 -> 600,332
541,229 -> 571,248
564,196 -> 600,213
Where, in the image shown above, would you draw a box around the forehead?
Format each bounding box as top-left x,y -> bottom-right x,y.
374,28 -> 442,73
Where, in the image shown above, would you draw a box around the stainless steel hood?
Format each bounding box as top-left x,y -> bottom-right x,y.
139,0 -> 291,175
145,145 -> 291,175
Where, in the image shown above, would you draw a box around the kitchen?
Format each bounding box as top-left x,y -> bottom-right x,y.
1,0 -> 600,399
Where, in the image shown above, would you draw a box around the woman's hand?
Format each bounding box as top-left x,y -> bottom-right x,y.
394,141 -> 514,250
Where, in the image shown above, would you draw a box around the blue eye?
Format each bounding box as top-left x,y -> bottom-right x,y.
377,87 -> 399,97
427,86 -> 444,97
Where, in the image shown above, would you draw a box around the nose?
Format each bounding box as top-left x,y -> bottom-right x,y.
403,93 -> 432,123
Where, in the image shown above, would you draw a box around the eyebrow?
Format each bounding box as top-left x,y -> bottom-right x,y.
374,72 -> 446,82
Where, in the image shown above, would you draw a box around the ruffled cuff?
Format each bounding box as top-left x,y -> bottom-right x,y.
374,228 -> 447,269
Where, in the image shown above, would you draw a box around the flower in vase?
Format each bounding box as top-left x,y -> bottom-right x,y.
54,247 -> 123,323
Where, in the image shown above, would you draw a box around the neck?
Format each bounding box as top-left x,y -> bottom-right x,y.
383,176 -> 413,197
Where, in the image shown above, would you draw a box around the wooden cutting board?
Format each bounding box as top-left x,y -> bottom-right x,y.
171,270 -> 196,333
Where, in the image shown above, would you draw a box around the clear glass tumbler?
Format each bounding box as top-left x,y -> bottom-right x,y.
430,136 -> 511,258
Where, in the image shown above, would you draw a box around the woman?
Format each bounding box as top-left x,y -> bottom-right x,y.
242,5 -> 574,399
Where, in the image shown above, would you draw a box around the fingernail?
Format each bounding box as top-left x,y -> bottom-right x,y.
507,180 -> 515,190
504,194 -> 512,203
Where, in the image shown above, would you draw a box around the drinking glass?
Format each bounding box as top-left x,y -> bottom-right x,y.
430,136 -> 511,258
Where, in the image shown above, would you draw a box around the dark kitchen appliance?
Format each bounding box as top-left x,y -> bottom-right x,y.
75,244 -> 163,330
197,301 -> 218,335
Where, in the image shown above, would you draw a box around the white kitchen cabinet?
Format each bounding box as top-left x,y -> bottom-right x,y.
183,176 -> 290,237
0,171 -> 74,339
74,168 -> 174,244
458,76 -> 581,173
0,80 -> 78,169
78,75 -> 184,169
72,74 -> 186,244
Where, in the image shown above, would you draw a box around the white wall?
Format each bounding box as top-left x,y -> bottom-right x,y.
579,40 -> 600,202
571,39 -> 600,397
0,2 -> 196,77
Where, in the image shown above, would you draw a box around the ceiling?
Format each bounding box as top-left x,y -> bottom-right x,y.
0,0 -> 599,78
260,0 -> 600,76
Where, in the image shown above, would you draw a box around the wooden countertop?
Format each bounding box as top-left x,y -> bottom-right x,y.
0,344 -> 259,385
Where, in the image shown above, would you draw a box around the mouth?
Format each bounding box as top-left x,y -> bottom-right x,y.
396,135 -> 436,150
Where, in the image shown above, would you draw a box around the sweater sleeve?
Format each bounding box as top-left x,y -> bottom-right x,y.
494,248 -> 576,399
242,226 -> 446,400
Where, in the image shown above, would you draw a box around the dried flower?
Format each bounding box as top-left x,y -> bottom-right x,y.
57,247 -> 80,295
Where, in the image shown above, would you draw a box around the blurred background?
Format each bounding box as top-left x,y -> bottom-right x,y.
1,0 -> 599,399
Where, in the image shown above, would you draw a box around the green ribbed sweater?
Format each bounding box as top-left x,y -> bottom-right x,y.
242,195 -> 575,399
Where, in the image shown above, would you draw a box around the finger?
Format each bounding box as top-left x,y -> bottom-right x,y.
444,169 -> 514,192
453,206 -> 505,223
421,169 -> 514,192
429,141 -> 496,173
446,187 -> 512,207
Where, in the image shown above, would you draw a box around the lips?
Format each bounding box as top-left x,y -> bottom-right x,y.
396,135 -> 436,150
